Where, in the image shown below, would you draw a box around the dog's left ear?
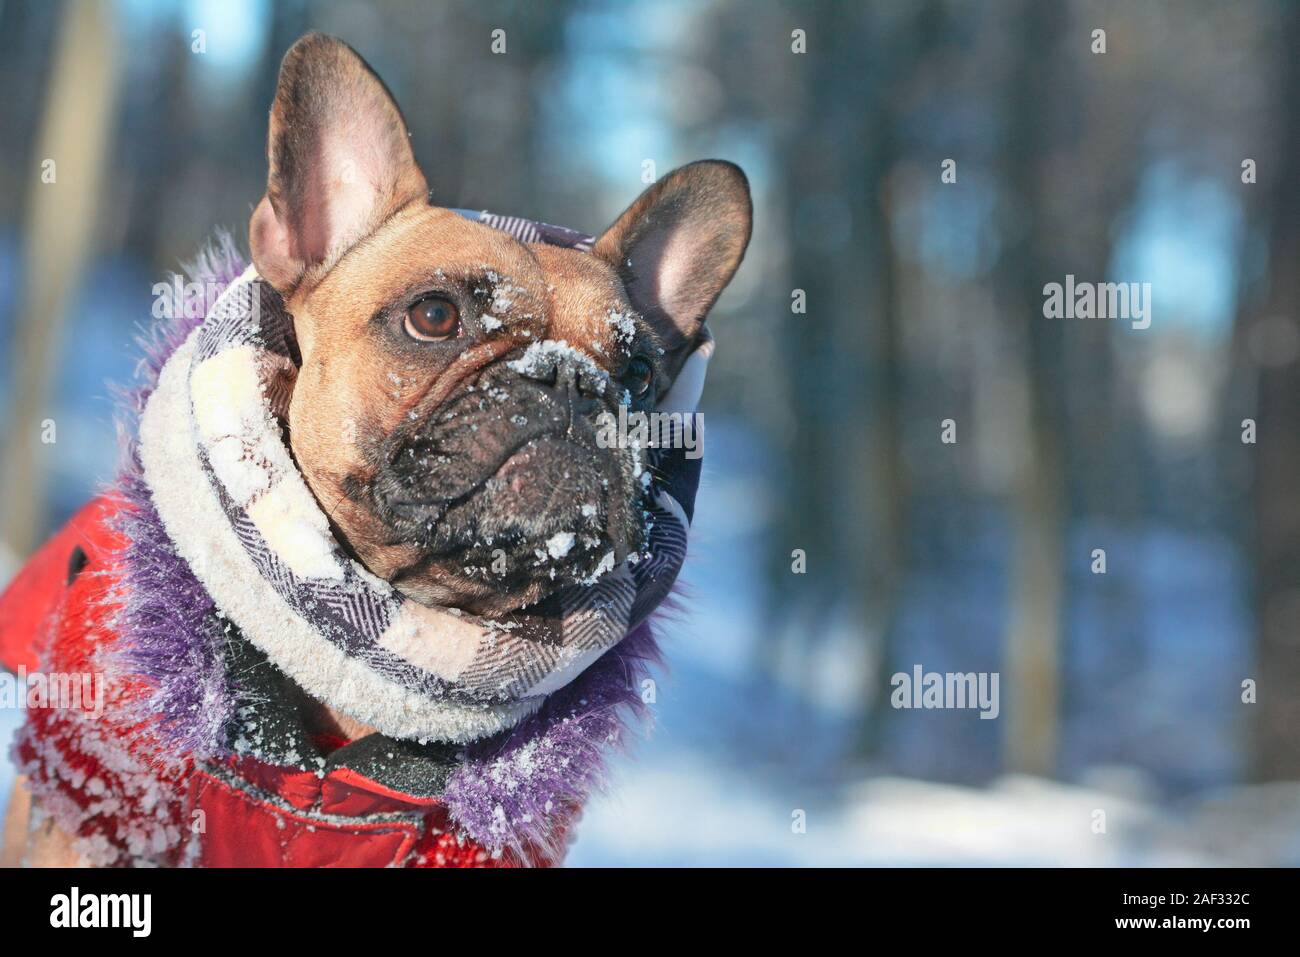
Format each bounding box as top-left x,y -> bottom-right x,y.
593,161 -> 752,363
250,33 -> 428,297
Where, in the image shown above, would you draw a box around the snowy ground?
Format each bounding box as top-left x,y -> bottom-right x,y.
567,756 -> 1300,866
568,765 -> 1187,866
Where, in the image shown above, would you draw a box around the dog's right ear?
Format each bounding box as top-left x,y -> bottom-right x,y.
250,33 -> 428,297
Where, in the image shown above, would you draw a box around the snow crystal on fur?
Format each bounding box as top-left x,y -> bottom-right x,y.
507,339 -> 609,394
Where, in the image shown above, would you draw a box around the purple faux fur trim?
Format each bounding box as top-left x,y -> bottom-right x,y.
448,617 -> 663,864
109,235 -> 665,860
112,235 -> 244,755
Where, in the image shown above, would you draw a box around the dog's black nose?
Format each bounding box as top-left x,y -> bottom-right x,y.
554,360 -> 605,400
515,348 -> 606,401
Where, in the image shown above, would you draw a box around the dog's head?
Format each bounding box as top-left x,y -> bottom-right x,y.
249,34 -> 751,616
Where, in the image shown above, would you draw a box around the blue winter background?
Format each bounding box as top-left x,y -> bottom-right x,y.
2,0 -> 1299,865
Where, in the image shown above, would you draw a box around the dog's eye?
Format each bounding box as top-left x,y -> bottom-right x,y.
625,357 -> 654,397
404,296 -> 460,341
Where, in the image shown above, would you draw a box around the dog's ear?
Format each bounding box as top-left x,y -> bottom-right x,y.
593,160 -> 752,358
250,33 -> 428,297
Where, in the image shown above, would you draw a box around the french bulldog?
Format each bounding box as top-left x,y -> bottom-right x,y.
253,33 -> 752,617
2,31 -> 750,867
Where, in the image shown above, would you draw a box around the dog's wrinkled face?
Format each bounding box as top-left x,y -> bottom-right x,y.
249,34 -> 751,615
279,210 -> 669,614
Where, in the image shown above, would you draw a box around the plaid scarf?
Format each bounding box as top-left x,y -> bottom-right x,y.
134,212 -> 703,744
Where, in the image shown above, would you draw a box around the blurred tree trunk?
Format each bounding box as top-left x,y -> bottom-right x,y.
854,130 -> 908,756
758,3 -> 937,751
759,0 -> 851,677
1252,1 -> 1300,781
998,0 -> 1069,777
0,1 -> 119,570
0,3 -> 62,227
108,23 -> 189,261
854,4 -> 948,756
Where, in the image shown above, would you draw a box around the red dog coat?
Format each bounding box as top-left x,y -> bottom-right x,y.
1,497 -> 531,867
